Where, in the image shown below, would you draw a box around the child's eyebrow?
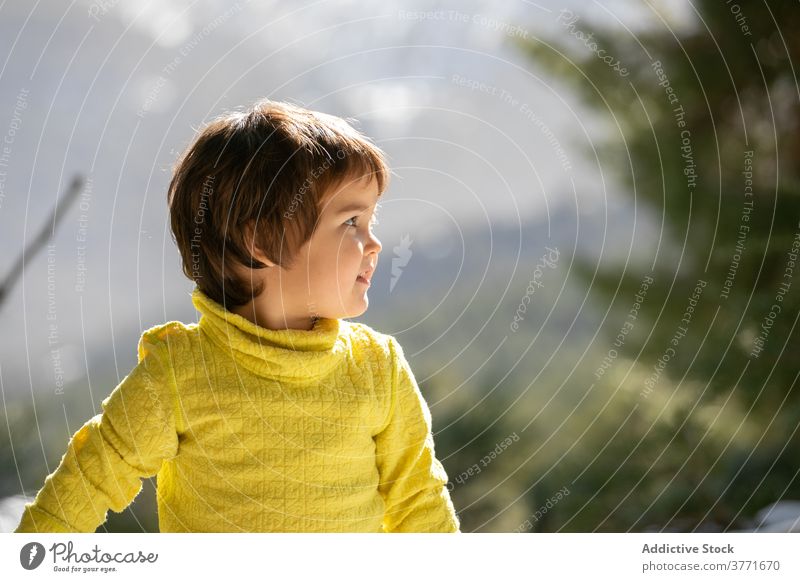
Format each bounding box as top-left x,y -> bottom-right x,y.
336,202 -> 379,215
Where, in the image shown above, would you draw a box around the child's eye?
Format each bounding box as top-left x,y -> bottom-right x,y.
344,215 -> 379,228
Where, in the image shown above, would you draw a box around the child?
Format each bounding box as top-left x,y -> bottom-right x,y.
14,99 -> 460,533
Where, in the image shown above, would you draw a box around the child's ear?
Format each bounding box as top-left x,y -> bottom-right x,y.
243,219 -> 276,268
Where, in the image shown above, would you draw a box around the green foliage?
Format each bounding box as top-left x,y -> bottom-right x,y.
510,1 -> 800,530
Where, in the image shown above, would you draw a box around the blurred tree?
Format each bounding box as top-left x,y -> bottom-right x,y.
514,1 -> 800,530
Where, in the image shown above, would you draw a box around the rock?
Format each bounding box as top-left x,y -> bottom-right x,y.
0,494 -> 29,533
752,501 -> 800,532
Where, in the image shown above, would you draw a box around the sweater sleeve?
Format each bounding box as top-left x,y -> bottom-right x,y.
14,328 -> 180,533
374,337 -> 461,533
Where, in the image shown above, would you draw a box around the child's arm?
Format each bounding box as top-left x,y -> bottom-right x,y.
374,338 -> 461,533
14,329 -> 180,533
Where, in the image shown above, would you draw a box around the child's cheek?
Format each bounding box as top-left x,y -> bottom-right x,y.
338,237 -> 359,259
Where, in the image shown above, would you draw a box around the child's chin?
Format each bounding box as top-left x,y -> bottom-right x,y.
324,300 -> 368,320
347,297 -> 369,318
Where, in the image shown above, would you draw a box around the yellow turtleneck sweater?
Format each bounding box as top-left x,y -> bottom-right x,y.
14,288 -> 460,533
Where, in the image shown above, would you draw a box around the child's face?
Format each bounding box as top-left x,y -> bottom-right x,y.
260,175 -> 382,327
302,175 -> 382,320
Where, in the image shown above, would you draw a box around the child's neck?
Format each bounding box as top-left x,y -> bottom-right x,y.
231,299 -> 317,331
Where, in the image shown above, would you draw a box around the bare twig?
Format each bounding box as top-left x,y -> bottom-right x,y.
0,174 -> 85,310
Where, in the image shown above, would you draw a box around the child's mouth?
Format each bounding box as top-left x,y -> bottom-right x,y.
357,267 -> 373,286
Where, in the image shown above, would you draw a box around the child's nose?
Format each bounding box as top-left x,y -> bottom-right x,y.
367,232 -> 382,254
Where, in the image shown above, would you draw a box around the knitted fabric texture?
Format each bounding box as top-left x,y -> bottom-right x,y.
15,288 -> 460,533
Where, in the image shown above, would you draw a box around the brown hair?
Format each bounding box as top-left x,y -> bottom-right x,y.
167,99 -> 391,308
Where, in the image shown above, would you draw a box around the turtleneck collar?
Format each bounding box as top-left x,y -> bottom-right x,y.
191,288 -> 348,381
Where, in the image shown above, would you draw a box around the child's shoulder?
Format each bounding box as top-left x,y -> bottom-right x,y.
140,319 -> 197,341
343,319 -> 391,348
341,320 -> 404,361
137,319 -> 198,359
